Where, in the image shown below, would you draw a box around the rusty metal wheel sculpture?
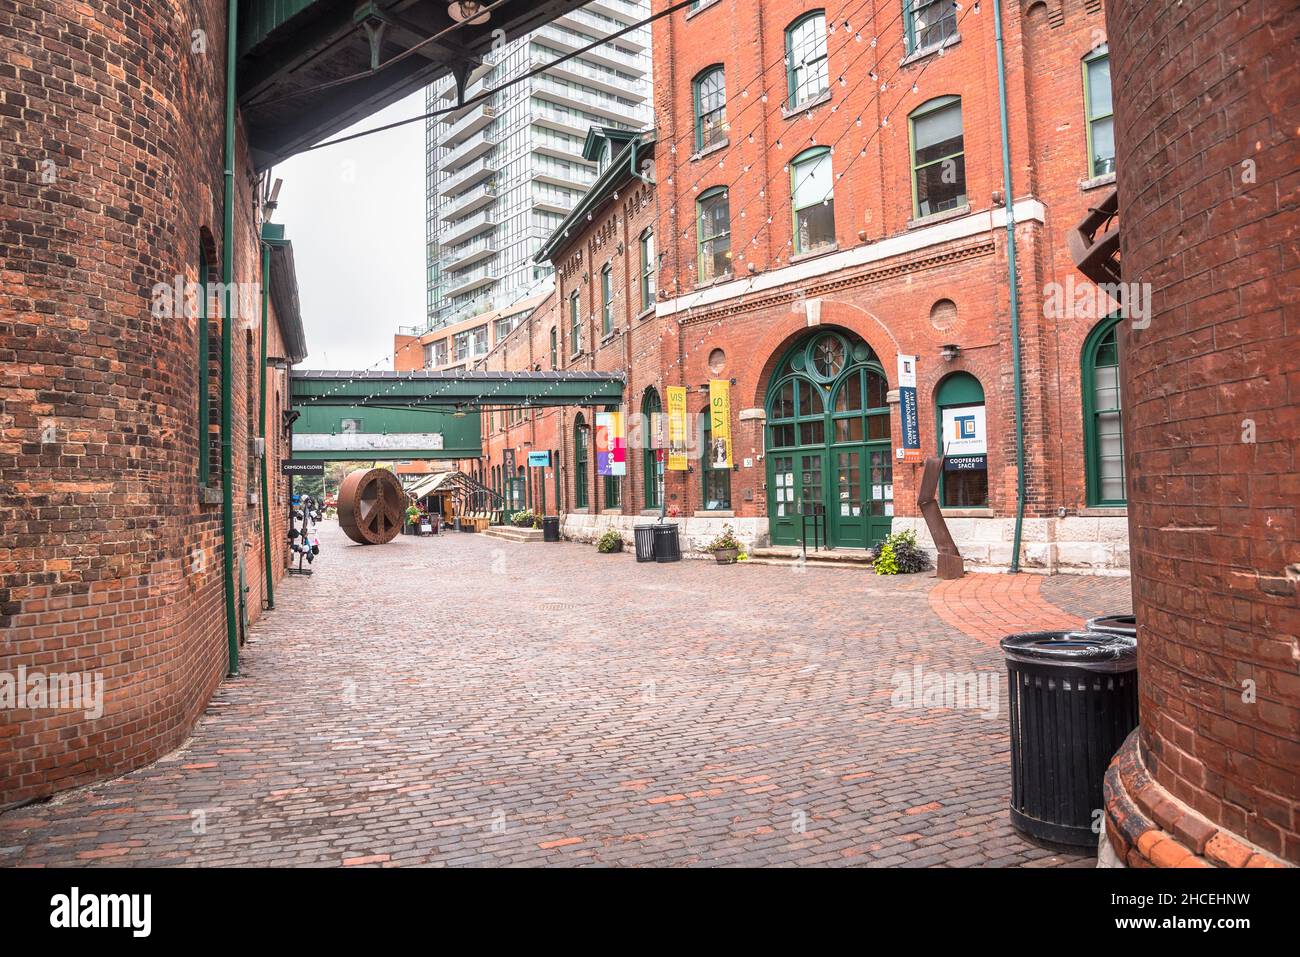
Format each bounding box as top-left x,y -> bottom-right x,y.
337,468 -> 406,545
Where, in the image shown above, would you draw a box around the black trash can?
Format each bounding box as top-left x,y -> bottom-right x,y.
652,524 -> 681,563
1085,614 -> 1137,639
542,516 -> 560,542
633,524 -> 657,563
1001,630 -> 1139,847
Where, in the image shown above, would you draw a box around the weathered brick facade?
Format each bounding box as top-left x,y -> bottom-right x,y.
1,2 -> 300,804
1100,0 -> 1298,867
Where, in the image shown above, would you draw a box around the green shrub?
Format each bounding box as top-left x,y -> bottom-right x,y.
596,529 -> 623,553
871,529 -> 931,574
510,509 -> 540,529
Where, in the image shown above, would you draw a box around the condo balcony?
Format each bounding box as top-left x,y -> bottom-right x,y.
444,236 -> 498,272
441,102 -> 497,149
440,155 -> 499,197
441,208 -> 497,247
441,129 -> 498,173
441,182 -> 498,222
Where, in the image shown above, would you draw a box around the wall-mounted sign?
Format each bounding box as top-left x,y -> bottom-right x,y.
944,454 -> 987,472
708,379 -> 732,469
595,411 -> 626,477
294,432 -> 444,452
897,354 -> 921,455
527,451 -> 551,468
281,459 -> 324,476
941,405 -> 987,456
666,386 -> 688,471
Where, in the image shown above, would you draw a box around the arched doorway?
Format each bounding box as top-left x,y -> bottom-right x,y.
765,329 -> 892,548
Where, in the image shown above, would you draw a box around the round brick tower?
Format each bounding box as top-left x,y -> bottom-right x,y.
1101,0 -> 1298,867
1,3 -> 234,801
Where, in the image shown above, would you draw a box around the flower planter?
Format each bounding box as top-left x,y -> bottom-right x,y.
599,541 -> 623,554
712,547 -> 739,564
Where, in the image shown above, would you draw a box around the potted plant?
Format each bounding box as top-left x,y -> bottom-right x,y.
705,524 -> 742,564
596,529 -> 623,553
404,504 -> 420,534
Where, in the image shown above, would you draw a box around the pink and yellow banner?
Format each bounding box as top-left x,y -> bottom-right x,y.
595,411 -> 626,477
666,387 -> 688,471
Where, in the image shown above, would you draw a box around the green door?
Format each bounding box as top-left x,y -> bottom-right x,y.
829,449 -> 867,547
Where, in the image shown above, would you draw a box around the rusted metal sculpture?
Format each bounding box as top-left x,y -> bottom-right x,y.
337,467 -> 405,545
917,455 -> 965,580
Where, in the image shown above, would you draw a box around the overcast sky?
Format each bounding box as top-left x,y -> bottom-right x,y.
273,91 -> 426,372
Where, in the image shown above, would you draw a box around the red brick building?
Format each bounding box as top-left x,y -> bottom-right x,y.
469,0 -> 1132,569
0,2 -> 305,804
1099,0 -> 1297,868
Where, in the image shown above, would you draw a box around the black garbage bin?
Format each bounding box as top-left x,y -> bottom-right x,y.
1001,630 -> 1139,847
633,524 -> 657,562
1085,614 -> 1137,639
652,524 -> 680,563
542,516 -> 560,542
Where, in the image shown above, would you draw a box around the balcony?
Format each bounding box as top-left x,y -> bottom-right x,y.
441,155 -> 498,197
555,8 -> 650,53
530,104 -> 593,138
441,208 -> 497,247
441,102 -> 497,149
531,55 -> 648,102
441,129 -> 497,172
446,264 -> 497,299
533,75 -> 650,126
534,161 -> 597,192
444,236 -> 498,272
533,24 -> 640,73
586,0 -> 648,23
442,182 -> 497,222
532,190 -> 575,216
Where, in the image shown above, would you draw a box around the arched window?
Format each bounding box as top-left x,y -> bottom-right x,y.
1083,45 -> 1114,177
641,388 -> 662,510
785,11 -> 828,108
791,146 -> 835,254
574,413 -> 589,509
909,95 -> 966,218
696,187 -> 731,283
1082,315 -> 1125,505
701,406 -> 731,509
935,371 -> 987,507
693,66 -> 727,151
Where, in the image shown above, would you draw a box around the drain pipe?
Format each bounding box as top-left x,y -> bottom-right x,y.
993,0 -> 1026,573
220,0 -> 240,675
258,235 -> 274,610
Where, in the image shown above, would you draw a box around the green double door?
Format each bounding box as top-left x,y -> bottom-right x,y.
768,441 -> 893,549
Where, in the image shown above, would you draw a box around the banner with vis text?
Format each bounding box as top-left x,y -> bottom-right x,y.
708,379 -> 732,469
666,386 -> 688,471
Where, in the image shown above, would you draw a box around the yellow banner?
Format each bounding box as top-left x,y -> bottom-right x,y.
708,379 -> 732,469
667,386 -> 688,471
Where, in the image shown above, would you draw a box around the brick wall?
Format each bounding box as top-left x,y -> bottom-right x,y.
1102,0 -> 1299,865
0,1 -> 293,803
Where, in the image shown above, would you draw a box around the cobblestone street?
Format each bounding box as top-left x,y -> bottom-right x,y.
2,522 -> 1130,867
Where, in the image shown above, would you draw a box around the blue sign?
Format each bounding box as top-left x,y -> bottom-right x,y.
897,355 -> 920,452
527,451 -> 551,468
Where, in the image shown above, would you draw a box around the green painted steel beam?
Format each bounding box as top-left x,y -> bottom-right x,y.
291,370 -> 624,409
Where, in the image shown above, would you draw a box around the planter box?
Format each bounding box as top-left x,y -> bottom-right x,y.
712,547 -> 739,564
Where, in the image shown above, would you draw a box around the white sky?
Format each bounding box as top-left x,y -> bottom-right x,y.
273,91 -> 427,371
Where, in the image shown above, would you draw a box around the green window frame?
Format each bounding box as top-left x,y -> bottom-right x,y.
1082,315 -> 1126,506
569,290 -> 581,354
642,388 -> 661,510
904,0 -> 958,54
909,95 -> 966,218
574,414 -> 589,509
1083,45 -> 1114,177
550,326 -> 558,368
600,263 -> 613,338
935,371 -> 988,508
639,227 -> 656,312
791,146 -> 835,255
700,407 -> 732,509
196,246 -> 210,486
785,11 -> 828,109
693,66 -> 727,152
696,187 -> 731,283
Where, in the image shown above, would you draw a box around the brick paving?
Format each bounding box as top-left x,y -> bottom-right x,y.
0,523 -> 1126,868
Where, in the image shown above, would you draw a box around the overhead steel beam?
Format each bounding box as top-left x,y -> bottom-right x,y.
291,369 -> 625,409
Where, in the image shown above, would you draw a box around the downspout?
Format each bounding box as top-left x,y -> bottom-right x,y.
258,237 -> 274,610
993,0 -> 1026,573
220,0 -> 239,675
629,138 -> 653,186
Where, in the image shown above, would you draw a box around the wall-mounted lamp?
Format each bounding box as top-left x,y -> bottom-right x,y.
940,343 -> 961,362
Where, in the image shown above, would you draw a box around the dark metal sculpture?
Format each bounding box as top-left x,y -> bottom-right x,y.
917,456 -> 965,580
337,467 -> 405,545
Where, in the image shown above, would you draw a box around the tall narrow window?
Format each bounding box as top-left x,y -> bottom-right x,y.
1083,316 -> 1126,505
696,187 -> 731,283
693,66 -> 727,151
642,388 -> 662,510
569,290 -> 581,354
639,228 -> 656,312
701,408 -> 732,509
785,11 -> 828,108
549,326 -> 558,368
1083,46 -> 1114,177
792,146 -> 835,254
600,263 -> 613,338
574,414 -> 589,509
910,95 -> 966,218
196,247 -> 210,486
904,0 -> 958,54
